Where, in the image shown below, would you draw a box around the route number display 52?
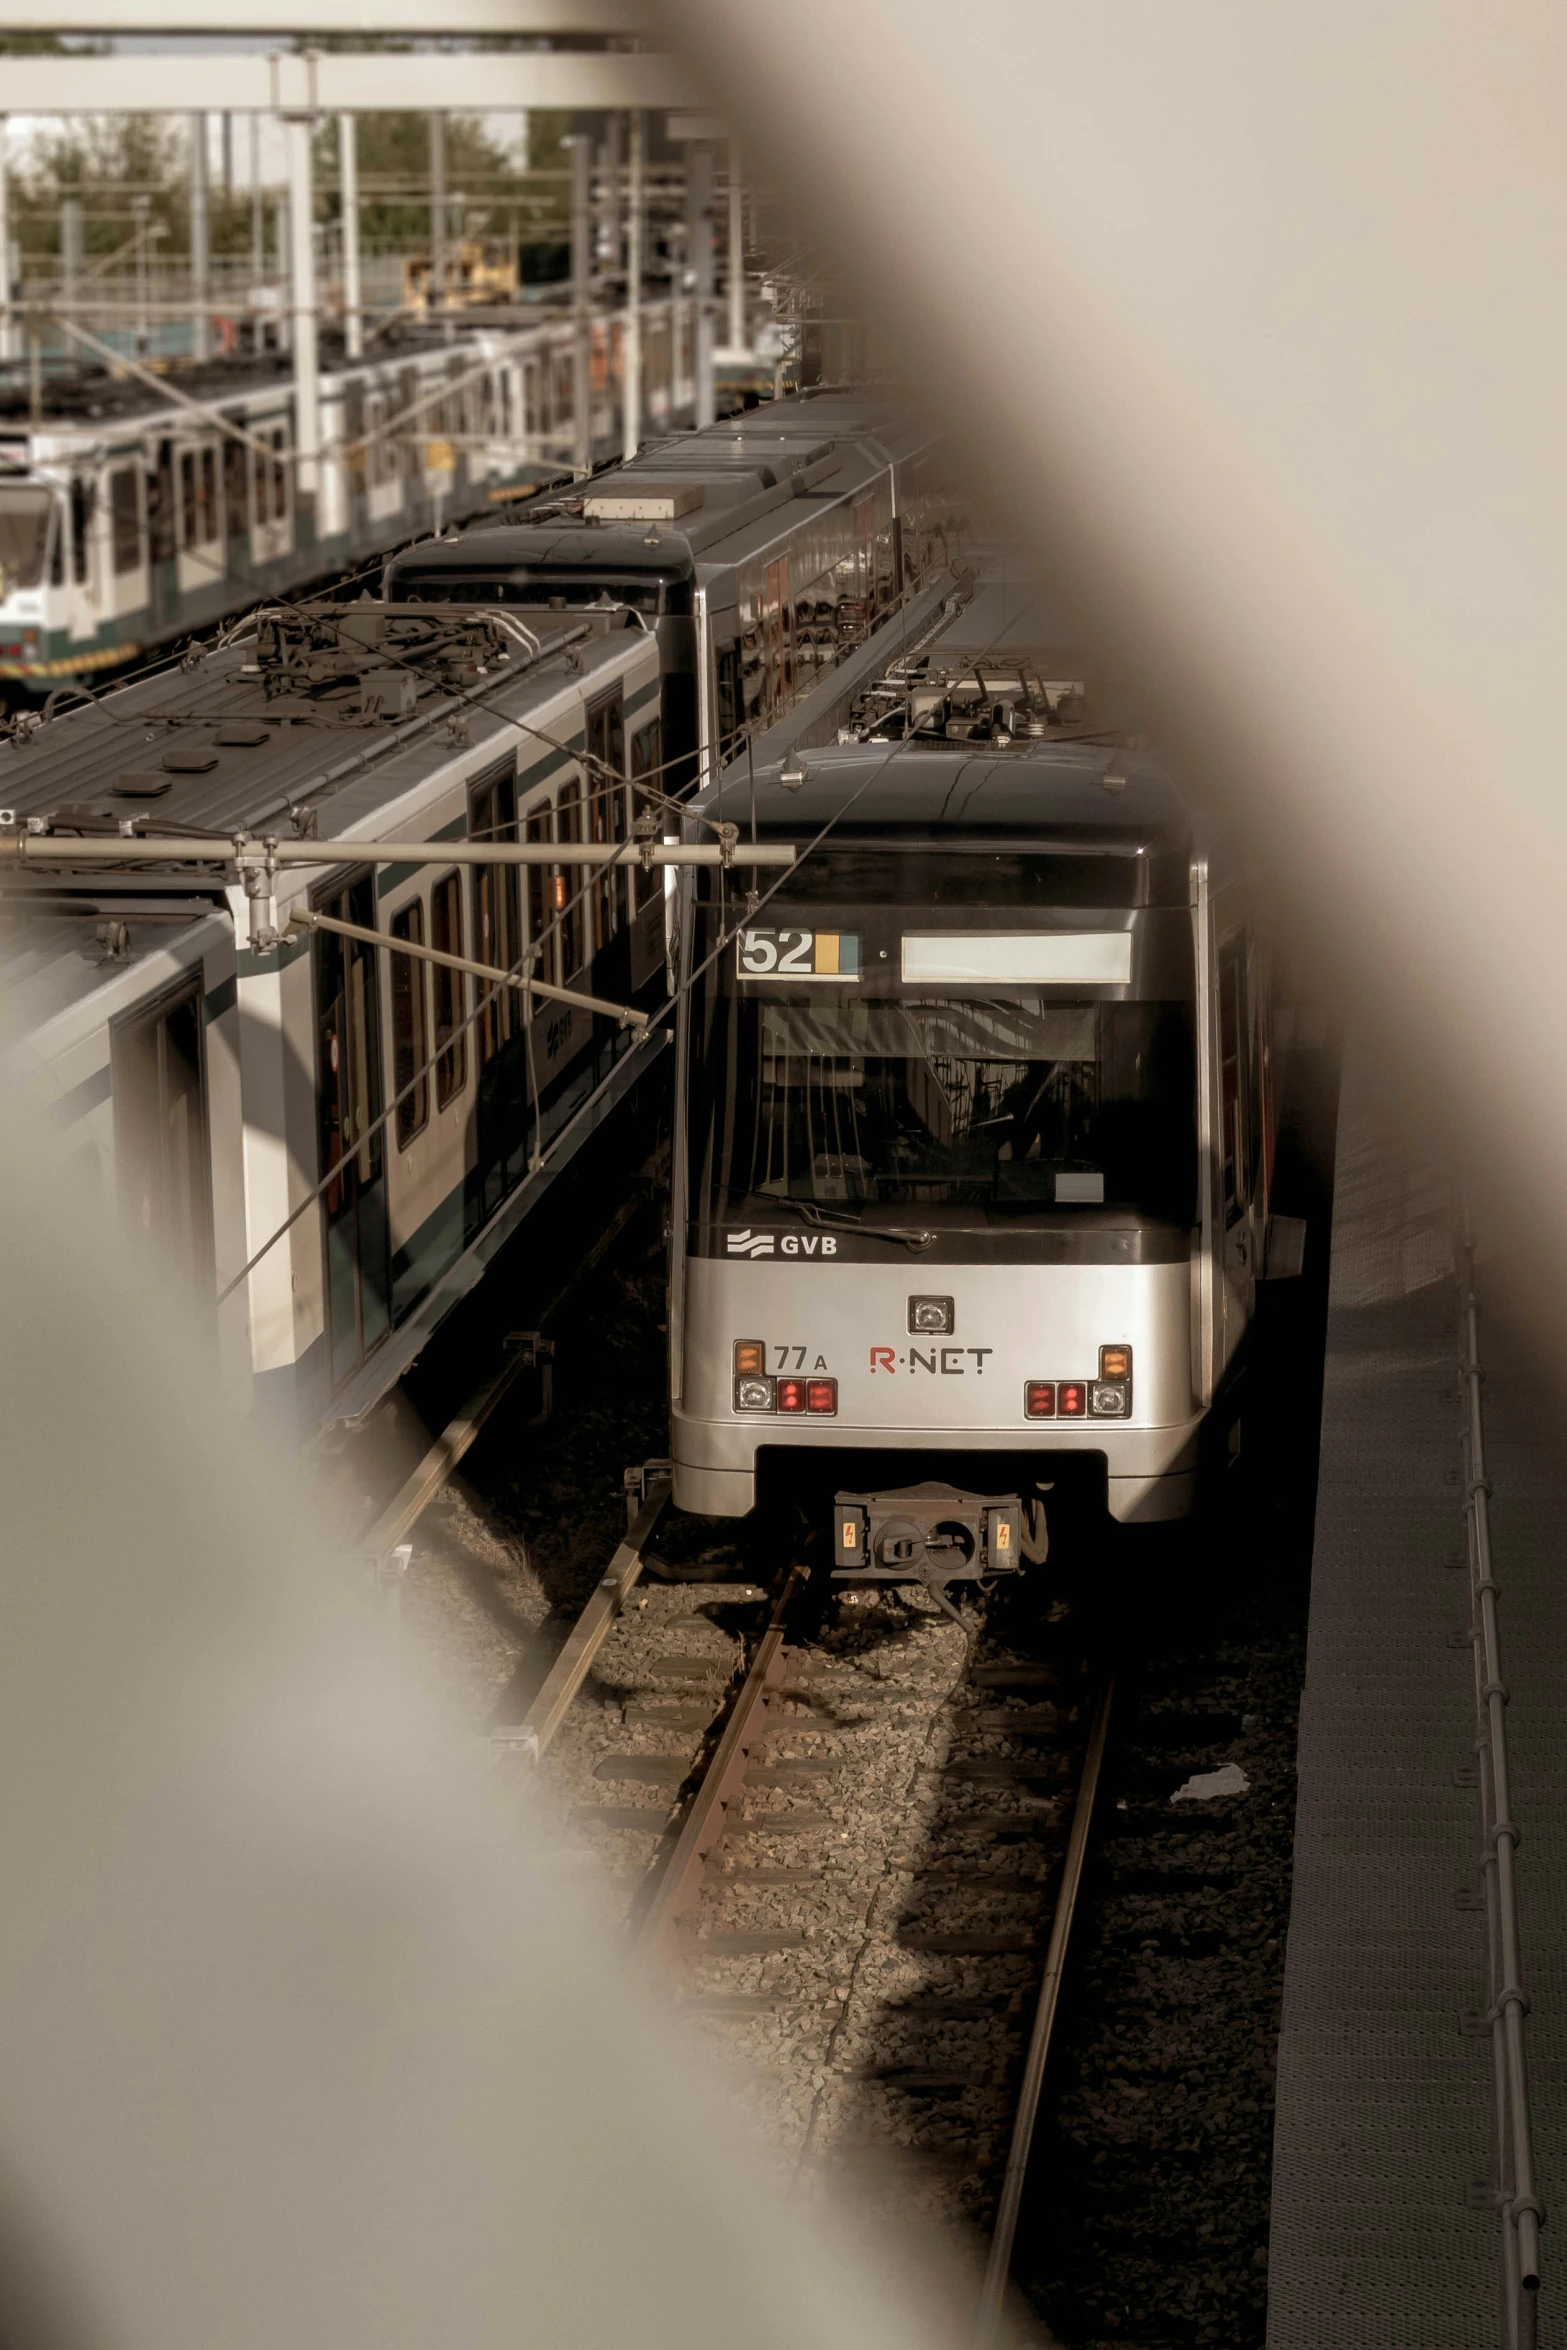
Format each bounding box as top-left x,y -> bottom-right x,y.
736,927 -> 861,981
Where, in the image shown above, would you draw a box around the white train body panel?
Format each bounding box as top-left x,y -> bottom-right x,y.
673,1254 -> 1201,1521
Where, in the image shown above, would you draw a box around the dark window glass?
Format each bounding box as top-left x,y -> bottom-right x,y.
430,871 -> 467,1108
691,976 -> 1197,1230
48,500 -> 64,587
112,978 -> 213,1301
469,764 -> 519,1058
271,428 -> 288,522
180,452 -> 198,548
109,469 -> 142,574
390,900 -> 430,1147
0,489 -> 54,589
587,693 -> 625,945
70,478 -> 91,584
525,806 -> 554,985
557,777 -> 586,975
628,719 -> 662,915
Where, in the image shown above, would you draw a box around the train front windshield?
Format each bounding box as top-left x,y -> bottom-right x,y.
690,925 -> 1198,1231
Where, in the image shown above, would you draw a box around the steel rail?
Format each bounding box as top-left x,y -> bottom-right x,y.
635,1562 -> 808,1970
1459,1232 -> 1543,2345
354,1190 -> 646,1563
494,1472 -> 673,1768
975,1675 -> 1116,2349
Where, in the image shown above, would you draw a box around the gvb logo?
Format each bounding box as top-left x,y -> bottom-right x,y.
726,1229 -> 776,1258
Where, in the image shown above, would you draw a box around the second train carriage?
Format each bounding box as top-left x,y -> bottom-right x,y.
0,595 -> 667,1431
667,579 -> 1301,1600
0,293 -> 704,699
382,387 -> 965,792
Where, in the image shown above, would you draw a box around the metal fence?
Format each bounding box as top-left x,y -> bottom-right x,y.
1459,1227 -> 1543,2347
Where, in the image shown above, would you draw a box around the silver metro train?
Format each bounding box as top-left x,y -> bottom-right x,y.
667,578 -> 1301,1602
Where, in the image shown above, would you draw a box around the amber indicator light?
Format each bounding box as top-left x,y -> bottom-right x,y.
1099,1344 -> 1133,1381
733,1339 -> 766,1376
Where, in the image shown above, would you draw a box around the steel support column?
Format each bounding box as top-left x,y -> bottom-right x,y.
726,137 -> 744,354
283,112 -> 319,504
623,107 -> 643,461
688,141 -> 714,429
569,131 -> 591,472
338,111 -> 361,360
188,111 -> 211,362
428,110 -> 447,337
0,117 -> 15,365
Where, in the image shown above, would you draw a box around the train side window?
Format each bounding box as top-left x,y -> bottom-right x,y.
223,438 -> 246,534
469,763 -> 519,1060
200,446 -> 219,540
586,692 -> 625,945
70,478 -> 93,584
628,719 -> 662,915
1218,939 -> 1250,1225
112,976 -> 213,1299
270,428 -> 288,522
48,500 -> 64,587
430,870 -> 467,1108
390,900 -> 430,1147
557,776 -> 586,975
109,469 -> 143,574
179,451 -> 198,547
524,804 -> 555,987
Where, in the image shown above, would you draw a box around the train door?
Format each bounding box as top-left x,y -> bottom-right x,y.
762,555 -> 794,721
104,460 -> 149,625
1216,931 -> 1259,1358
586,689 -> 627,977
176,438 -> 223,598
469,760 -> 525,1222
315,873 -> 390,1388
249,417 -> 293,567
112,976 -> 214,1321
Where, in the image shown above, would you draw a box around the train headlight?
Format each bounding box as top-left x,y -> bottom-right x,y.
908,1295 -> 955,1335
1089,1380 -> 1130,1418
734,1375 -> 777,1413
733,1339 -> 766,1376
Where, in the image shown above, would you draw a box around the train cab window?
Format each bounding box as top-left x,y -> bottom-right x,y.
390,901 -> 430,1147
70,478 -> 93,584
586,692 -> 625,945
524,805 -> 555,986
430,871 -> 467,1107
557,777 -> 587,975
112,977 -> 213,1302
715,643 -> 743,758
1218,940 -> 1251,1226
469,763 -> 520,1059
0,487 -> 55,589
315,874 -> 390,1380
109,469 -> 142,575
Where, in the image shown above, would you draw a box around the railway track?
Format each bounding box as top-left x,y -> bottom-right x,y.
509,1499 -> 1119,2330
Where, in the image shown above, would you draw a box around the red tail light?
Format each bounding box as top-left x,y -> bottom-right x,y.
806,1378 -> 837,1414
777,1377 -> 808,1413
1058,1381 -> 1088,1417
1024,1381 -> 1057,1418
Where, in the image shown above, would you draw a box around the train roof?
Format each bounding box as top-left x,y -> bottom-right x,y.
0,609 -> 640,846
690,740 -> 1196,856
0,319 -> 524,441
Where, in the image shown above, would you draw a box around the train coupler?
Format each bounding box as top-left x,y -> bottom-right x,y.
831,1481 -> 1025,1619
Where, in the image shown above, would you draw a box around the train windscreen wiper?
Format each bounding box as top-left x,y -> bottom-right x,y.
796,1201 -> 935,1252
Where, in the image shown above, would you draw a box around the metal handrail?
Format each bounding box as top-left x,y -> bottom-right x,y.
1459,1228 -> 1543,2347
